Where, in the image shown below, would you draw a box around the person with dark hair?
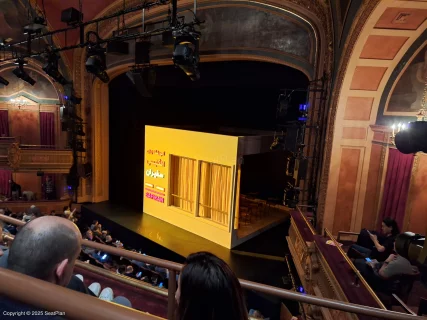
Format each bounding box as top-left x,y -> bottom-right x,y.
354,234 -> 417,292
348,217 -> 399,262
9,179 -> 21,200
175,252 -> 248,320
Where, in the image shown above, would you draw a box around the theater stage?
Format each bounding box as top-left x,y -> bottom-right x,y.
81,201 -> 299,316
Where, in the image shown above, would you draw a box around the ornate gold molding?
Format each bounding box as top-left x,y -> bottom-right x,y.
7,143 -> 21,171
317,0 -> 381,231
5,143 -> 72,173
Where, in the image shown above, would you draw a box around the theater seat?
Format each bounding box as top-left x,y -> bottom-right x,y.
376,271 -> 420,309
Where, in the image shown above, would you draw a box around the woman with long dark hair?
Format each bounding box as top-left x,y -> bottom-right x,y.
349,217 -> 400,262
175,252 -> 248,320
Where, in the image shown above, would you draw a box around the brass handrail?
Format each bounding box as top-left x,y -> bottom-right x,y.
323,228 -> 387,310
0,214 -> 424,320
296,205 -> 316,235
75,261 -> 168,297
0,267 -> 163,320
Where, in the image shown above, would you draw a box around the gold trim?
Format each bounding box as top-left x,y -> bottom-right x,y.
313,241 -> 350,303
324,228 -> 386,310
231,250 -> 284,261
296,205 -> 316,235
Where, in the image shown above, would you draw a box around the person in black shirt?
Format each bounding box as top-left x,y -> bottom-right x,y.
9,179 -> 21,200
348,217 -> 399,262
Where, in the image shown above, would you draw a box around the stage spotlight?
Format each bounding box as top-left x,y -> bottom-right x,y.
24,16 -> 46,34
0,76 -> 9,86
42,52 -> 68,85
85,43 -> 110,83
13,60 -> 36,86
172,27 -> 201,81
395,121 -> 427,154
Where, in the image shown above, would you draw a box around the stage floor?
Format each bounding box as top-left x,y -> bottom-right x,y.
82,201 -> 292,287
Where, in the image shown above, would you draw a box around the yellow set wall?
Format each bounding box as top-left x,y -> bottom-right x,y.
143,126 -> 239,248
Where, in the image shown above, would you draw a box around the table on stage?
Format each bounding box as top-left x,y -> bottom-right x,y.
286,210 -> 385,320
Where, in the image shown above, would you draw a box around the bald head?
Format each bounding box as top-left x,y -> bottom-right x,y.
8,216 -> 82,286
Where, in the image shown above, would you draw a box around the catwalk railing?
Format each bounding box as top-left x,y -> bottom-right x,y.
0,214 -> 424,320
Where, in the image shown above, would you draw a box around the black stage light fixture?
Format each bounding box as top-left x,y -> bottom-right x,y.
61,7 -> 83,25
24,16 -> 46,34
126,67 -> 156,98
75,124 -> 86,137
0,76 -> 9,86
172,27 -> 201,81
395,121 -> 427,154
75,140 -> 86,153
107,40 -> 129,55
14,58 -> 28,65
162,30 -> 174,48
135,41 -> 151,64
69,95 -> 82,105
85,43 -> 110,83
277,94 -> 290,119
62,105 -> 83,122
13,59 -> 36,86
42,52 -> 68,85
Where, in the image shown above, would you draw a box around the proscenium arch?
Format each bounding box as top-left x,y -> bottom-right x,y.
81,0 -> 330,203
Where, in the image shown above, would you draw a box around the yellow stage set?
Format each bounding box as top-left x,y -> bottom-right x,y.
143,126 -> 290,248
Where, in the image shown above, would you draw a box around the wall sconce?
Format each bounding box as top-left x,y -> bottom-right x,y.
390,123 -> 407,145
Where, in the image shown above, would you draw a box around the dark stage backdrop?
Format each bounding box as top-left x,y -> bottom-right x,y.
109,61 -> 308,211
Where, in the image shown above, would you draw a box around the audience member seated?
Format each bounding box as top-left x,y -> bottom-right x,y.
3,216 -> 132,309
1,216 -> 82,318
175,251 -> 248,320
348,217 -> 399,262
91,220 -> 99,231
0,222 -> 7,268
354,234 -> 417,293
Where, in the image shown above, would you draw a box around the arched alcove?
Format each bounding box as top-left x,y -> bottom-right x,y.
319,0 -> 427,234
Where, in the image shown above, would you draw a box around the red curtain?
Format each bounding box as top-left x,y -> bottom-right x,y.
0,170 -> 12,197
40,112 -> 55,146
0,110 -> 9,137
377,148 -> 414,231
